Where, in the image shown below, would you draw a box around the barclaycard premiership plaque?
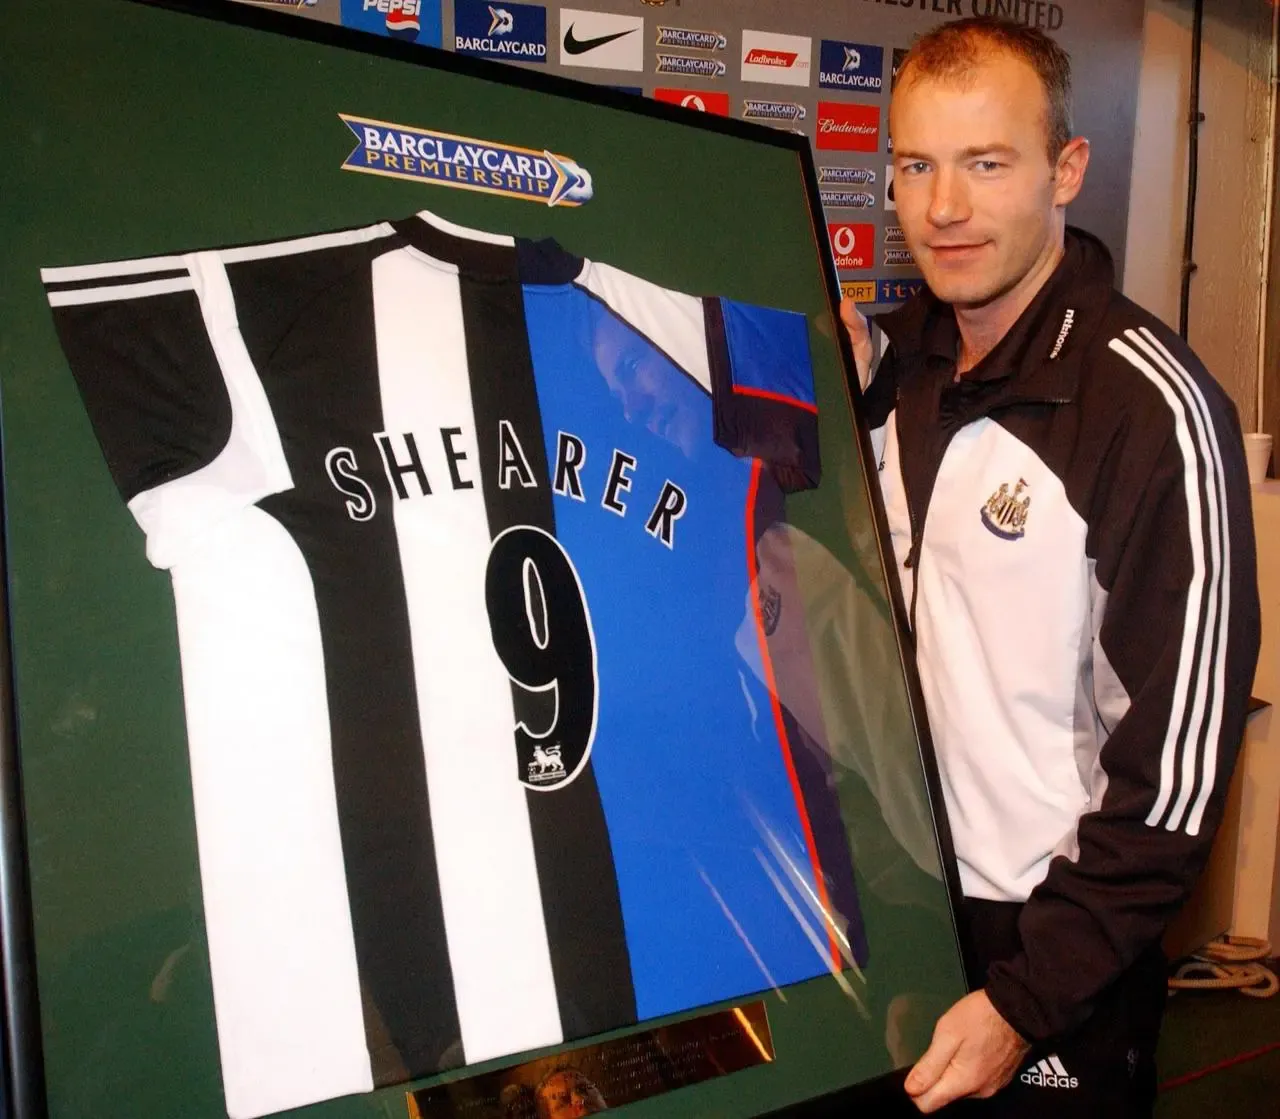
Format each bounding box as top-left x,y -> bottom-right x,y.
406,1003 -> 774,1117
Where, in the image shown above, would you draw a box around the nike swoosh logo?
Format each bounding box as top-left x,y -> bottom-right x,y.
563,23 -> 636,55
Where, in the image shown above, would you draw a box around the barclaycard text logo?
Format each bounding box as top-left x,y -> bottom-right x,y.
819,166 -> 875,185
340,114 -> 593,206
884,248 -> 915,266
656,54 -> 726,76
821,190 -> 875,208
455,0 -> 547,59
884,225 -> 905,243
742,99 -> 805,122
819,40 -> 884,91
656,26 -> 727,51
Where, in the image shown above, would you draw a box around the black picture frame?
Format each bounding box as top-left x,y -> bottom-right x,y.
0,2 -> 968,1115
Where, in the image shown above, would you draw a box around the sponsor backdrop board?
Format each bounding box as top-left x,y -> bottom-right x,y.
255,0 -> 1147,310
237,0 -> 343,23
0,2 -> 966,1119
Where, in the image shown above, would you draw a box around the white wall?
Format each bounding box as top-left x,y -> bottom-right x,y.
1123,0 -> 1272,430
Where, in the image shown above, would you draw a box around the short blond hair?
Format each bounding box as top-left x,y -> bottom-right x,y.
896,17 -> 1074,161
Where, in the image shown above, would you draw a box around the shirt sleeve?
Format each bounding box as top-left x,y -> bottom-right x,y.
572,259 -> 820,492
704,297 -> 820,493
984,337 -> 1261,1042
41,250 -> 293,569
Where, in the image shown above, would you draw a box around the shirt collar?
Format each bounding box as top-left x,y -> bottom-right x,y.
877,226 -> 1115,402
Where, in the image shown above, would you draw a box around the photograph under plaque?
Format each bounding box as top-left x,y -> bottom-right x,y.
407,1002 -> 774,1118
0,2 -> 967,1118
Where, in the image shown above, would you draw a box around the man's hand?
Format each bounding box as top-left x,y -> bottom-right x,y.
903,990 -> 1030,1113
839,296 -> 874,391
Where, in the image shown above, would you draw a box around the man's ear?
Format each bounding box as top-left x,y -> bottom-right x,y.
1053,136 -> 1090,207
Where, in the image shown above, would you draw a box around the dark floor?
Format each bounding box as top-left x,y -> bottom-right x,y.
1155,980 -> 1280,1117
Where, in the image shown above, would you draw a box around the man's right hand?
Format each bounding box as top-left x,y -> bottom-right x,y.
840,296 -> 874,392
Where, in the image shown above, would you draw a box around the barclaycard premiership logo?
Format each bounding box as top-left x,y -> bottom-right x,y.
742,99 -> 805,122
820,190 -> 875,208
340,115 -> 593,206
820,166 -> 875,185
656,26 -> 727,51
656,54 -> 727,77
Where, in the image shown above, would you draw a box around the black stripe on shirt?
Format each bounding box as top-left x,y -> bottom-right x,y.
458,266 -> 637,1042
233,243 -> 462,1083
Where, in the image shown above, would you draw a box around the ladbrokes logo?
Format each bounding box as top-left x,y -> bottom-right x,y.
741,30 -> 812,87
745,49 -> 794,67
816,102 -> 880,152
828,223 -> 873,271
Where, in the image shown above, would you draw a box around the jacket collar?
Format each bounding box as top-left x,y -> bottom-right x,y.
874,226 -> 1115,405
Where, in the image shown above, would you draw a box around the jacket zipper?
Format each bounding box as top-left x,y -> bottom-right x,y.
901,474 -> 924,634
893,355 -> 1071,634
897,385 -> 925,634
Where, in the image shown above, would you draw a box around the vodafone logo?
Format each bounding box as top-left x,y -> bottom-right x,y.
828,223 -> 873,270
653,88 -> 730,115
744,48 -> 796,67
816,102 -> 880,152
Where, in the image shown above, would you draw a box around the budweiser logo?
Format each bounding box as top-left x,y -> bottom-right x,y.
744,48 -> 796,67
819,119 -> 876,134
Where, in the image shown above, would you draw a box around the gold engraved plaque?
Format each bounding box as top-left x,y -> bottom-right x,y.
407,1002 -> 773,1117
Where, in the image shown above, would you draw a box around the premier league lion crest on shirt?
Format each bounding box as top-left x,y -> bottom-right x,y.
340,113 -> 594,207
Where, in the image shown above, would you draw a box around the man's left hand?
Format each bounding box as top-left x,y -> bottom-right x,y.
903,990 -> 1030,1113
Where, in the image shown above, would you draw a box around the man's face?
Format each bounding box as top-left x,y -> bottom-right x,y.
889,52 -> 1074,309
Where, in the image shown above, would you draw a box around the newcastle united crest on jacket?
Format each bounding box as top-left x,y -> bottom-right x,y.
980,478 -> 1031,540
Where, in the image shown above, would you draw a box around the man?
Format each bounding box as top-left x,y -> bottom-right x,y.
839,17 -> 1260,1116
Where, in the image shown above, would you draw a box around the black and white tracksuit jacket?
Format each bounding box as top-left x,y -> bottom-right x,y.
864,228 -> 1261,1043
